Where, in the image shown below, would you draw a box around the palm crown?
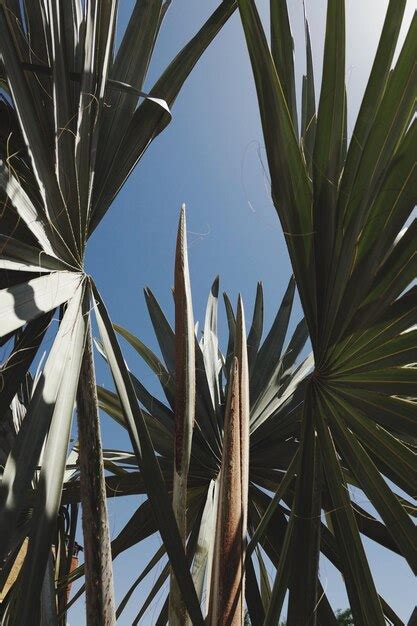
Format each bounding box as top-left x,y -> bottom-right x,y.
0,0 -> 416,624
95,260 -> 310,622
84,210 -> 414,624
0,2 -> 236,623
237,0 -> 417,623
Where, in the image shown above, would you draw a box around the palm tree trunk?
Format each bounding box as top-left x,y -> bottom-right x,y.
209,299 -> 249,626
76,319 -> 116,626
209,357 -> 245,626
169,206 -> 195,626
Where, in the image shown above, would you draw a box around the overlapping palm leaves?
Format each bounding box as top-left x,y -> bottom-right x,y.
0,1 -> 236,623
238,0 -> 417,623
0,0 -> 415,624
0,371 -> 81,624
93,222 -> 311,623
88,202 -> 415,623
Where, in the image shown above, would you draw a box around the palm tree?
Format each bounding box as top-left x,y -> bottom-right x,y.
237,0 -> 416,623
1,1 -> 415,624
85,208 -> 310,623
0,2 -> 235,623
73,210 -> 412,625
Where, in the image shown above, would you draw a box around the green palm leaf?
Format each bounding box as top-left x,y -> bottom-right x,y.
0,2 -> 235,621
238,1 -> 417,623
96,213 -> 408,623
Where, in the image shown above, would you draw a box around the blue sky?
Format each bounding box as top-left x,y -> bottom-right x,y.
68,1 -> 417,623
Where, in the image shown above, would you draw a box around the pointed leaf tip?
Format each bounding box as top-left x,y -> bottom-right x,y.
237,295 -> 246,330
211,275 -> 220,297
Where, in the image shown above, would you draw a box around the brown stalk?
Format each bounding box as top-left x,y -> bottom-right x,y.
169,206 -> 195,626
209,297 -> 249,626
76,308 -> 116,626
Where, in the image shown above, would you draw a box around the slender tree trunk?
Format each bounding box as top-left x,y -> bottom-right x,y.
209,299 -> 249,626
169,206 -> 195,626
76,319 -> 116,626
209,357 -> 245,626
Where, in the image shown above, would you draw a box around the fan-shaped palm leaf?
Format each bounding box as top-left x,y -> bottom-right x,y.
238,0 -> 417,623
0,2 -> 236,623
85,215 -> 310,621
91,205 -> 414,625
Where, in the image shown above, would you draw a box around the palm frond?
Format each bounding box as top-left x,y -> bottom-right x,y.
238,1 -> 416,623
0,2 -> 235,622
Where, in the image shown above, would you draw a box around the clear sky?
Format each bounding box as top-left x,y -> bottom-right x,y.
68,1 -> 417,623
